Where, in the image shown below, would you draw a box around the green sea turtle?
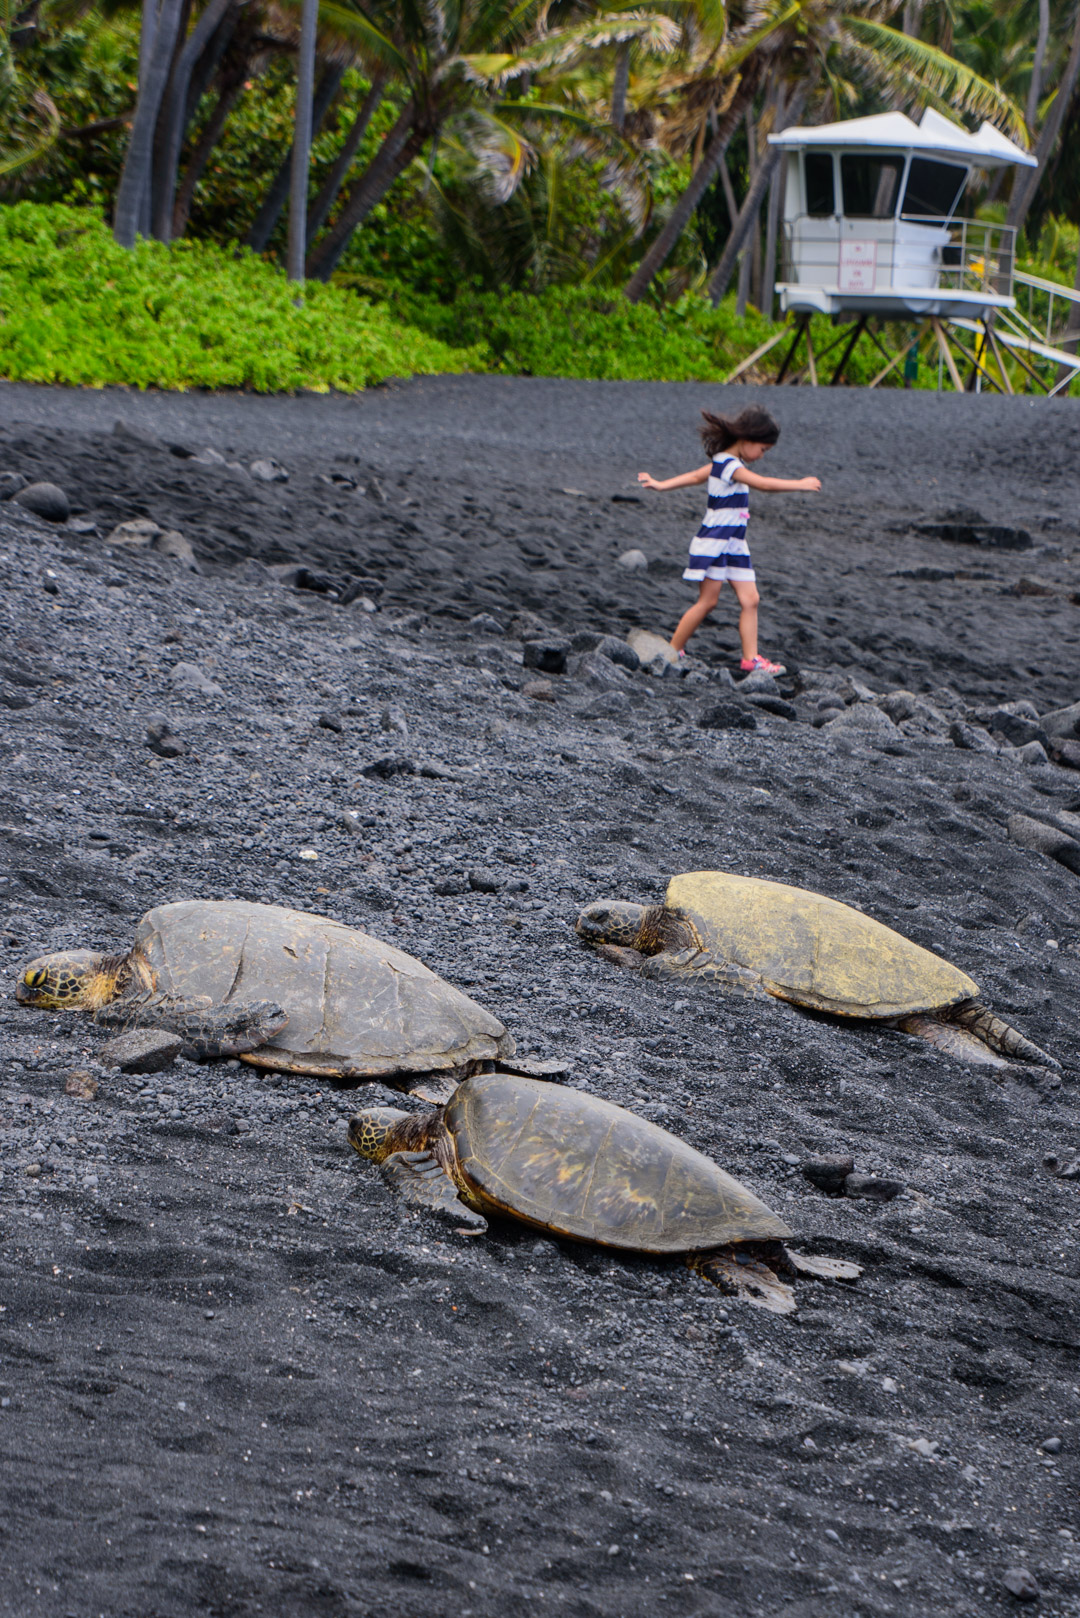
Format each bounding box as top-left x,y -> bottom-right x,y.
348,1071 -> 860,1314
576,872 -> 1056,1069
16,900 -> 513,1100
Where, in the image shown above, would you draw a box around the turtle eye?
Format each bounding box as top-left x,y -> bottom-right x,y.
24,968 -> 47,989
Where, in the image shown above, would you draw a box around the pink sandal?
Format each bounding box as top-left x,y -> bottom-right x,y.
740,654 -> 786,675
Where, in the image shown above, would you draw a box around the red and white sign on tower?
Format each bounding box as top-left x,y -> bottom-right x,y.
838,240 -> 877,293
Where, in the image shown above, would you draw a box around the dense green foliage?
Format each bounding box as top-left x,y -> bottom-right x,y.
379,281 -> 780,379
0,200 -> 1073,395
0,203 -> 477,389
3,0 -> 1078,394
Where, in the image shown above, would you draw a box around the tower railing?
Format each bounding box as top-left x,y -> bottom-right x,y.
779,215 -> 1017,298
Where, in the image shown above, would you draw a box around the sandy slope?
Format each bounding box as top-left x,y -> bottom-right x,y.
0,380 -> 1078,1618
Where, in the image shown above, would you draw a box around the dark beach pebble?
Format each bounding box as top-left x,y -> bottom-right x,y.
14,482 -> 70,522
361,755 -> 416,779
146,716 -> 186,759
698,701 -> 757,732
802,1154 -> 856,1193
1008,813 -> 1080,875
1001,1567 -> 1039,1602
843,1173 -> 905,1202
523,639 -> 570,675
469,869 -> 503,893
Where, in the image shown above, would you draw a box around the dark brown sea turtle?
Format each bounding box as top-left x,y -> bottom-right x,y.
16,900 -> 513,1100
348,1072 -> 860,1314
576,872 -> 1056,1069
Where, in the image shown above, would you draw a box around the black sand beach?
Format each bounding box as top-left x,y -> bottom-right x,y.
1,378 -> 1079,1618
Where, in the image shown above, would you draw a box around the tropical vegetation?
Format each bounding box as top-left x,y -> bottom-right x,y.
2,0 -> 1078,392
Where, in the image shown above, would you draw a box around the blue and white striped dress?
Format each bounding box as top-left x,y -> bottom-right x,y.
684,454 -> 755,583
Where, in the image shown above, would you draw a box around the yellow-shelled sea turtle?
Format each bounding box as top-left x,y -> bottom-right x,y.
16,899 -> 513,1100
576,872 -> 1056,1069
349,1071 -> 860,1314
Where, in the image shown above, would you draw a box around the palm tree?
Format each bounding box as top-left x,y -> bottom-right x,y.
304,0 -> 678,279
626,0 -> 1027,303
1005,0 -> 1080,237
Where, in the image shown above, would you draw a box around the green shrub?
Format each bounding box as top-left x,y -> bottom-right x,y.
0,202 -> 481,390
352,281 -> 784,382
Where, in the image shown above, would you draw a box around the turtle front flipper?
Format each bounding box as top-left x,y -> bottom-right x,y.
380,1150 -> 488,1233
95,994 -> 288,1061
594,943 -> 648,970
690,1250 -> 796,1315
784,1249 -> 862,1282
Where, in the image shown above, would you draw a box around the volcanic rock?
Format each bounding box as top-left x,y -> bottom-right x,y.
14,482 -> 69,522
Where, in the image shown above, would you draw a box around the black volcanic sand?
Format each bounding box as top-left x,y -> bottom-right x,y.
1,379 -> 1079,1618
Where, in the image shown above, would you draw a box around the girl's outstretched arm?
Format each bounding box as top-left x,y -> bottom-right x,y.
735,468 -> 821,492
638,464 -> 712,492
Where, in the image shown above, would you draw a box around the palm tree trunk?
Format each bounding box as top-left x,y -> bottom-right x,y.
1007,0 -> 1080,239
170,70 -> 245,237
623,72 -> 757,304
305,100 -> 424,281
611,42 -> 630,133
136,0 -> 158,234
708,82 -> 806,306
184,0 -> 240,123
152,0 -> 233,243
761,120 -> 785,320
306,70 -> 388,241
760,79 -> 788,319
244,61 -> 345,254
738,106 -> 759,317
287,0 -> 320,283
717,148 -> 736,224
114,0 -> 185,247
1026,0 -> 1050,132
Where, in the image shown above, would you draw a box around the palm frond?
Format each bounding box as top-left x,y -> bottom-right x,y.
502,11 -> 683,76
0,86 -> 60,180
453,106 -> 537,199
314,3 -> 412,77
842,16 -> 1027,141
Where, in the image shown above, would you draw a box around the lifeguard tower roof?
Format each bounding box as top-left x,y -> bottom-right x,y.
769,107 -> 1036,169
768,107 -> 1035,321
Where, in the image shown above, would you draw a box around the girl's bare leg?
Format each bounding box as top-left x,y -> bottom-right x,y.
731,579 -> 761,662
671,581 -> 723,652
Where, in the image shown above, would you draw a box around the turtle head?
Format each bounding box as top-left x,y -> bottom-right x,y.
575,901 -> 648,949
348,1108 -> 413,1163
16,951 -> 116,1010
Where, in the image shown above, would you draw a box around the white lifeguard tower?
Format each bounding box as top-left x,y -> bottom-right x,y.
726,107 -> 1080,394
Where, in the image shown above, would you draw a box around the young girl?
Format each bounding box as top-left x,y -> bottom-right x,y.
637,404 -> 820,674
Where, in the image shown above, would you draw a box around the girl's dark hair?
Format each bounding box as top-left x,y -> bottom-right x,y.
700,405 -> 780,457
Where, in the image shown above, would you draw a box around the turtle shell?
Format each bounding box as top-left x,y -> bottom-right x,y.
132,900 -> 512,1080
445,1072 -> 790,1253
667,872 -> 978,1019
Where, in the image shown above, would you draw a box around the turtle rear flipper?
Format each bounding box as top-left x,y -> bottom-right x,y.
947,1000 -> 1059,1069
690,1250 -> 796,1315
380,1150 -> 487,1233
98,994 -> 289,1060
405,1072 -> 459,1105
896,1003 -> 1058,1069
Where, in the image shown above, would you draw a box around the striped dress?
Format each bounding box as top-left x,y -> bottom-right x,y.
683,453 -> 755,583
